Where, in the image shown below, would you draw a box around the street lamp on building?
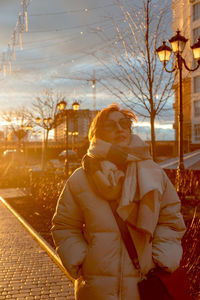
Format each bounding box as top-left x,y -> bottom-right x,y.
57,100 -> 80,177
156,30 -> 200,176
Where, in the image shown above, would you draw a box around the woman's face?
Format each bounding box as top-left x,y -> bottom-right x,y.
101,111 -> 132,146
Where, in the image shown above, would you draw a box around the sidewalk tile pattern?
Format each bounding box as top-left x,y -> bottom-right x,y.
0,200 -> 74,299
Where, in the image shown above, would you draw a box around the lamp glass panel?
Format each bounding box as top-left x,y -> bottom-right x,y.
58,102 -> 66,111
193,47 -> 200,60
170,40 -> 186,53
73,103 -> 79,111
158,49 -> 171,62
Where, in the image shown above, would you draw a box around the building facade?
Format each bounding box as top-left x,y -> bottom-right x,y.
172,0 -> 200,150
54,109 -> 98,148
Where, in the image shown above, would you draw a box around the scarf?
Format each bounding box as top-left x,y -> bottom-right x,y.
82,134 -> 163,238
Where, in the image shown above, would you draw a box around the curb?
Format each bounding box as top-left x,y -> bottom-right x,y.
0,196 -> 74,283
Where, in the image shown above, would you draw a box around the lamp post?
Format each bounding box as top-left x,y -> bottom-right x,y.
35,116 -> 53,170
156,30 -> 200,176
57,100 -> 79,177
21,124 -> 32,165
68,131 -> 79,150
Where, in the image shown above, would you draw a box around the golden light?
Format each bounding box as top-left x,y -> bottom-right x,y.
156,41 -> 172,62
169,30 -> 188,53
92,79 -> 95,88
26,125 -> 33,130
57,99 -> 67,111
47,117 -> 53,124
191,38 -> 200,60
36,117 -> 41,124
72,101 -> 79,111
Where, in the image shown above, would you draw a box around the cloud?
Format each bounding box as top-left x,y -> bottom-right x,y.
0,0 -> 174,142
134,125 -> 174,141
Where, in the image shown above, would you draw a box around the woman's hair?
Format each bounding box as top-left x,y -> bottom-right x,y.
88,103 -> 137,142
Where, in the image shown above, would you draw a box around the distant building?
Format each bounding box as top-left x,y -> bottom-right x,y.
54,109 -> 98,147
172,0 -> 200,151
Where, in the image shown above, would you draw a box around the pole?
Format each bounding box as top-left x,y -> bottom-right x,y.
65,111 -> 69,177
177,53 -> 184,172
41,129 -> 45,171
92,70 -> 96,119
176,54 -> 184,194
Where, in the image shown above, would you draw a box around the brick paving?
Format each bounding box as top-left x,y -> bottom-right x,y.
0,199 -> 75,299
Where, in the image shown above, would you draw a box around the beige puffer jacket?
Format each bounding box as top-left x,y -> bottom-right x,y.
52,166 -> 186,300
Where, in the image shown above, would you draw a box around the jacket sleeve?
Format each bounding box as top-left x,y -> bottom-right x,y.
152,173 -> 186,272
51,182 -> 88,279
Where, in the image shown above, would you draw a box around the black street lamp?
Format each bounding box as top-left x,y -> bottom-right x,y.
156,30 -> 200,175
57,100 -> 79,177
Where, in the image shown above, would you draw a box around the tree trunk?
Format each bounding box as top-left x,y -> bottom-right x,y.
145,0 -> 156,161
42,129 -> 49,171
44,130 -> 49,167
150,113 -> 156,161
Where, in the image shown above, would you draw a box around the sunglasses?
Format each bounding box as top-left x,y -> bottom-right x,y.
103,118 -> 132,131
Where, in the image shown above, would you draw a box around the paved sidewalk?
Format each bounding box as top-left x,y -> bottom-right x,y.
0,199 -> 74,299
0,188 -> 28,200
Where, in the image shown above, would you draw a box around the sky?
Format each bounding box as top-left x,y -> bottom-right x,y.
0,0 -> 174,140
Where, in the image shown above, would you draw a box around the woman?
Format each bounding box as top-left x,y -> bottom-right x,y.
51,103 -> 186,300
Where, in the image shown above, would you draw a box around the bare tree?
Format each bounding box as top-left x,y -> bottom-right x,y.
1,108 -> 32,146
29,89 -> 66,169
91,0 -> 173,161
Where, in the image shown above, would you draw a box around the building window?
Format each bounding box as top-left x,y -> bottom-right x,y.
194,124 -> 200,140
194,76 -> 200,93
193,27 -> 200,43
193,3 -> 200,21
192,27 -> 200,67
194,100 -> 200,116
